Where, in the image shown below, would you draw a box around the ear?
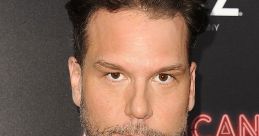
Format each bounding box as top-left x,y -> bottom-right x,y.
188,62 -> 197,111
68,56 -> 82,107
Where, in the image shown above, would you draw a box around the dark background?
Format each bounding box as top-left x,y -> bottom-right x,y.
0,0 -> 81,135
0,0 -> 258,136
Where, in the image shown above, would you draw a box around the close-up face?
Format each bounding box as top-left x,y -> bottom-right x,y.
68,9 -> 196,136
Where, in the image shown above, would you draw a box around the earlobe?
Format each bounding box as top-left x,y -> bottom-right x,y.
68,56 -> 82,107
188,62 -> 196,111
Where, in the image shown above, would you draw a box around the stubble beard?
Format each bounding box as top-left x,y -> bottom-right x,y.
79,96 -> 188,136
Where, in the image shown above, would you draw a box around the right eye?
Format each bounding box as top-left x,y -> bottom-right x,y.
105,72 -> 126,82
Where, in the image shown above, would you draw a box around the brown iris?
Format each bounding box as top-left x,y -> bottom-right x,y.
158,74 -> 169,81
110,72 -> 120,79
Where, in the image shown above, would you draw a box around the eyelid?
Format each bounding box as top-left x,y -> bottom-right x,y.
152,73 -> 175,84
105,72 -> 127,82
95,64 -> 131,78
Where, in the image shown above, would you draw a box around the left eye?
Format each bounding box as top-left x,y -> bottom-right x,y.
153,73 -> 174,84
106,72 -> 126,82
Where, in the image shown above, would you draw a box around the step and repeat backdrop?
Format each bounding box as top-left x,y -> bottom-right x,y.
190,0 -> 259,136
0,0 -> 258,136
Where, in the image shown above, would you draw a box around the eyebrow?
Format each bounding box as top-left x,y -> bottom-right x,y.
155,64 -> 186,74
94,60 -> 125,71
94,60 -> 186,73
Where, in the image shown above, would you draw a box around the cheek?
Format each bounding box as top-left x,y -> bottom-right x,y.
150,85 -> 189,133
82,74 -> 127,129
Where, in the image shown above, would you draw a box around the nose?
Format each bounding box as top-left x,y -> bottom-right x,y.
124,81 -> 153,120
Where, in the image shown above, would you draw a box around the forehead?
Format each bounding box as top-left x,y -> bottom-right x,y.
85,9 -> 189,69
87,9 -> 187,42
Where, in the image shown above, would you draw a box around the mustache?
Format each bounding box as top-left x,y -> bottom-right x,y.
101,122 -> 168,136
80,95 -> 187,136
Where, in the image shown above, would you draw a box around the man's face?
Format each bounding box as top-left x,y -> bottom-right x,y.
68,9 -> 196,136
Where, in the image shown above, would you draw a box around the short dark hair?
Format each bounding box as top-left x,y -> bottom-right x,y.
66,0 -> 208,65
